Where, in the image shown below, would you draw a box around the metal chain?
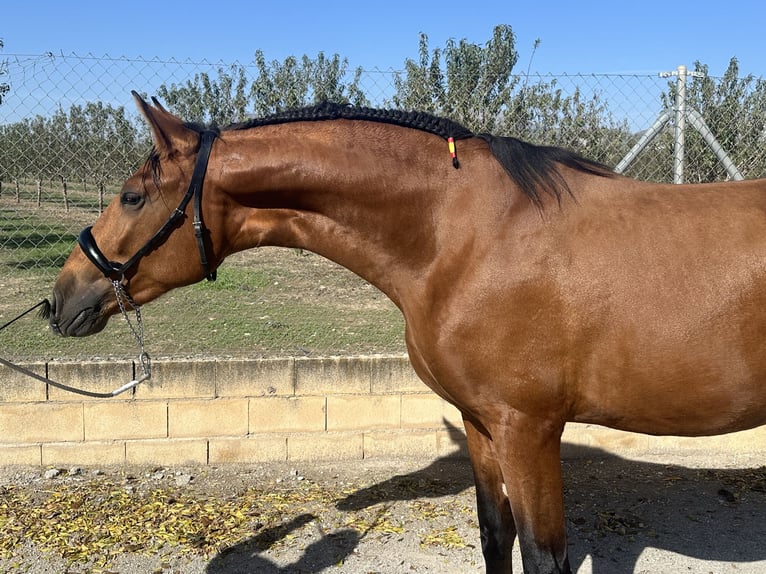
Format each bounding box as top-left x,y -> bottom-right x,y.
112,280 -> 151,381
0,285 -> 152,398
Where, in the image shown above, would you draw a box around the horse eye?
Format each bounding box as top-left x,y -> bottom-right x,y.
121,192 -> 144,207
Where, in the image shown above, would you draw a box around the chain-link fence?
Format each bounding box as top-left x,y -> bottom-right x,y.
2,53 -> 765,360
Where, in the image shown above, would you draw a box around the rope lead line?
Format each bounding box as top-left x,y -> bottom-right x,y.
0,299 -> 50,331
0,291 -> 152,398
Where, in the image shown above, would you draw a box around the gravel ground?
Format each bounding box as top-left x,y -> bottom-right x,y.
1,450 -> 765,574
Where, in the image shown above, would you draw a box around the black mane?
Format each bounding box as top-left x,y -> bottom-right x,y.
217,102 -> 615,206
226,101 -> 476,142
476,134 -> 615,207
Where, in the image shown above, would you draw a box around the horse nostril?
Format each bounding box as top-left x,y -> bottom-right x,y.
48,294 -> 63,335
49,290 -> 62,322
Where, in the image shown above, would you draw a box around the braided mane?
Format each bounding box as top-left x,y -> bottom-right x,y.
226,101 -> 475,142
218,101 -> 614,207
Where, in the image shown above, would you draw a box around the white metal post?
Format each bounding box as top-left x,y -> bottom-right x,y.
674,64 -> 687,184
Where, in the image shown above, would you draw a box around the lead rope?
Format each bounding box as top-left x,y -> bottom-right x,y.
0,287 -> 152,398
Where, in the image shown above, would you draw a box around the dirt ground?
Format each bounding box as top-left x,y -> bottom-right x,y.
1,450 -> 766,574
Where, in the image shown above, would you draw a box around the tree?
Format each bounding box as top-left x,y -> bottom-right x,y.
156,52 -> 369,124
156,63 -> 250,126
674,58 -> 766,181
249,52 -> 311,116
391,26 -> 630,164
392,25 -> 520,133
0,39 -> 10,105
250,50 -> 368,116
0,103 -> 145,185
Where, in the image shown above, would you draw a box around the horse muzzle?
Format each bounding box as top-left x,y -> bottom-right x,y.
49,280 -> 111,337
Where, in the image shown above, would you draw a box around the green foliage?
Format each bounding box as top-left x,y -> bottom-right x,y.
156,52 -> 370,125
156,63 -> 250,125
392,24 -> 520,133
390,24 -> 631,164
1,29 -> 765,196
623,58 -> 766,182
678,58 -> 766,180
0,102 -> 148,182
0,39 -> 8,105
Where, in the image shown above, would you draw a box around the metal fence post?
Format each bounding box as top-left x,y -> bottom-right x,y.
673,64 -> 688,184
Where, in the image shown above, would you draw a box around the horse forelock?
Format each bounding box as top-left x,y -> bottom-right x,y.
139,122 -> 218,195
141,148 -> 163,192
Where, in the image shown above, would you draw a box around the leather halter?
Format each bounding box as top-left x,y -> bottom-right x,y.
78,130 -> 218,283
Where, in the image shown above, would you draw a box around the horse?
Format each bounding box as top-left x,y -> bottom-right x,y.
49,92 -> 766,574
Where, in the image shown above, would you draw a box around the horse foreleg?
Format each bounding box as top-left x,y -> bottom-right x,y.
464,416 -> 516,574
494,413 -> 571,574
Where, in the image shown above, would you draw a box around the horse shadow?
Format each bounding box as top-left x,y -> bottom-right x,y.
561,444 -> 766,573
205,422 -> 472,574
206,422 -> 766,573
204,512 -> 361,574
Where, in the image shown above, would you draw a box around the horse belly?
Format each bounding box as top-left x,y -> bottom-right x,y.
571,325 -> 766,436
558,196 -> 766,437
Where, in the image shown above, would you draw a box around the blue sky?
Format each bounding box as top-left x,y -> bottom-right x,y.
3,0 -> 764,77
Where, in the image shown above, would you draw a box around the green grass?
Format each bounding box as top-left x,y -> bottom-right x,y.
1,193 -> 407,361
1,249 -> 406,362
0,207 -> 80,271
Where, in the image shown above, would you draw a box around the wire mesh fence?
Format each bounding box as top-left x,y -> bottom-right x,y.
2,53 -> 765,360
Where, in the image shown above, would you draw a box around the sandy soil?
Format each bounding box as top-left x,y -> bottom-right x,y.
1,451 -> 765,574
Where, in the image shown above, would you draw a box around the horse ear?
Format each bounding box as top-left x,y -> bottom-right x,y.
131,90 -> 197,157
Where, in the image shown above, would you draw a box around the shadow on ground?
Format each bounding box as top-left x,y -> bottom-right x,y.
206,426 -> 766,573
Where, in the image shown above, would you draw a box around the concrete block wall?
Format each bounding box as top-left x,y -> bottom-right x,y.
0,355 -> 466,467
1,355 -> 765,467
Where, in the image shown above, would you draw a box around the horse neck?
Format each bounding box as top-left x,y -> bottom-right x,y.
215,121 -> 454,306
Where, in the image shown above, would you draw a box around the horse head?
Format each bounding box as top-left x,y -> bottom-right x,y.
50,93 -> 223,336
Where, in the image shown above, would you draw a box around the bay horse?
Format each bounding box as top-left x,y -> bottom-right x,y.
50,92 -> 766,574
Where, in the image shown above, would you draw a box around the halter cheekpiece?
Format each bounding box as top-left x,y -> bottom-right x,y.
78,129 -> 218,283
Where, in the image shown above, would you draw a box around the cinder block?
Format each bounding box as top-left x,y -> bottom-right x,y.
0,403 -> 83,443
215,358 -> 294,397
135,360 -> 216,399
0,444 -> 41,465
436,426 -> 468,458
84,401 -> 168,441
401,393 -> 462,430
369,355 -> 423,394
209,436 -> 288,463
0,362 -> 47,402
42,441 -> 125,466
327,395 -> 401,431
561,423 -> 650,459
441,401 -> 464,428
295,356 -> 371,395
125,438 -> 208,465
722,425 -> 766,452
363,430 -> 438,459
249,396 -> 326,433
288,433 -> 363,461
168,398 -> 248,438
644,427 -> 766,457
401,394 -> 448,428
47,360 -> 134,401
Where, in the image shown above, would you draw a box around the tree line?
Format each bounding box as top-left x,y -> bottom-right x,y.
2,25 -> 765,191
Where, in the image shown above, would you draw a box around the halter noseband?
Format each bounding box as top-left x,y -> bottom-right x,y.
78,130 -> 218,283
